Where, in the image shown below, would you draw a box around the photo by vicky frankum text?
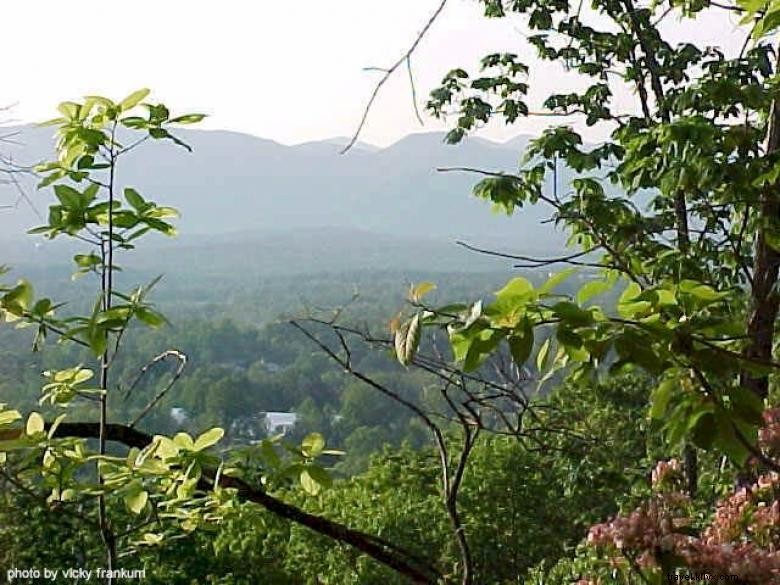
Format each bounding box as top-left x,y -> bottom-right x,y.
7,567 -> 146,582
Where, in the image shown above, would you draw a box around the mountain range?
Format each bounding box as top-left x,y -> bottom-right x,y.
0,126 -> 570,274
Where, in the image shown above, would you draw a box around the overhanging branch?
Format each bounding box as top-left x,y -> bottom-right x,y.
0,422 -> 441,584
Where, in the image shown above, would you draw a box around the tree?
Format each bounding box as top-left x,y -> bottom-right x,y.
384,0 -> 780,480
331,0 -> 780,581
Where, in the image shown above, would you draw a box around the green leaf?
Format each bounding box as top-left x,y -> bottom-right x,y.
47,413 -> 67,439
26,412 -> 45,436
43,449 -> 55,469
173,432 -> 194,450
0,408 -> 22,427
143,217 -> 177,236
551,302 -> 593,326
169,114 -> 206,124
2,280 -> 33,315
74,253 -> 101,269
142,533 -> 164,545
666,402 -> 707,447
691,412 -> 717,450
193,427 -> 224,452
650,378 -> 676,419
536,338 -> 551,372
576,279 -> 615,304
730,388 -> 765,426
300,466 -> 331,496
614,330 -> 663,373
619,281 -> 642,303
57,102 -> 80,120
88,326 -> 107,357
121,116 -> 148,129
679,280 -> 726,303
462,327 -> 504,371
148,127 -> 191,151
450,326 -> 477,363
136,307 -> 166,328
53,185 -> 81,208
495,277 -> 534,301
112,211 -> 140,229
126,448 -> 141,468
124,188 -> 147,211
507,319 -> 534,365
714,408 -> 750,465
144,206 -> 179,219
119,88 -> 151,112
300,468 -> 320,495
153,436 -> 179,459
37,170 -> 66,189
301,433 -> 326,458
538,268 -> 576,295
125,488 -> 148,515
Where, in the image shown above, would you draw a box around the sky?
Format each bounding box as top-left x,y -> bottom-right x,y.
2,0 -> 750,148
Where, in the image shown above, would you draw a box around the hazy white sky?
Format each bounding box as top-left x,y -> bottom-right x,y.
3,1 -> 749,147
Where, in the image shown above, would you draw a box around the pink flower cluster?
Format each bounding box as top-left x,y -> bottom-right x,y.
651,458 -> 683,489
706,474 -> 780,546
587,483 -> 689,554
586,467 -> 780,583
677,540 -> 780,582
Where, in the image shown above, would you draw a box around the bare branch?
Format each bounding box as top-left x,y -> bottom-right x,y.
456,240 -> 604,269
710,0 -> 745,12
124,350 -> 188,428
291,317 -> 478,582
342,0 -> 449,153
407,56 -> 425,126
0,153 -> 44,221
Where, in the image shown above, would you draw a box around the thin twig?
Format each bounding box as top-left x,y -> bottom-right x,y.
456,240 -> 601,268
407,55 -> 425,126
342,0 -> 449,153
126,350 -> 188,428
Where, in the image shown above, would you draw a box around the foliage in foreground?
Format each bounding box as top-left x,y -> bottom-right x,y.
1,376 -> 655,583
0,91 -> 339,580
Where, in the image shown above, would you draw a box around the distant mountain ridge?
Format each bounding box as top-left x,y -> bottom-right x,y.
0,126 -> 568,263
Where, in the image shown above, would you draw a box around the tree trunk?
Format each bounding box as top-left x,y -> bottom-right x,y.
742,55 -> 780,401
